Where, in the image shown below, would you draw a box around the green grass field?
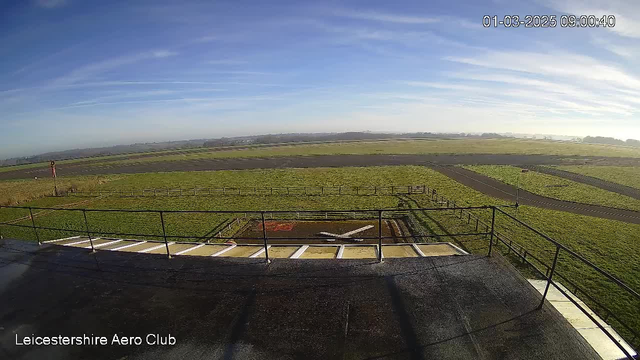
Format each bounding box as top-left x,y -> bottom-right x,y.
4,138 -> 640,174
1,165 -> 638,343
555,165 -> 640,190
0,175 -> 122,206
464,165 -> 640,211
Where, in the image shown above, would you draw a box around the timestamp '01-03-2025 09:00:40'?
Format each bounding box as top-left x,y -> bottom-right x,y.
483,14 -> 616,28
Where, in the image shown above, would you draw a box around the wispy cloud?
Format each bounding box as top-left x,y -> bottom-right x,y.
328,8 -> 440,24
303,19 -> 478,50
152,50 -> 178,58
205,59 -> 249,65
446,50 -> 640,90
35,0 -> 68,9
48,50 -> 178,87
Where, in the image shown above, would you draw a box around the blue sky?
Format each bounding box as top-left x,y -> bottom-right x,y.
1,0 -> 640,158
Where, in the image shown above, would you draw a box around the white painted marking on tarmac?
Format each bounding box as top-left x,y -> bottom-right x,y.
337,245 -> 345,259
85,239 -> 122,249
139,242 -> 173,253
250,245 -> 270,258
447,242 -> 469,255
319,231 -> 340,237
175,244 -> 205,255
319,225 -> 375,239
111,241 -> 147,251
65,238 -> 99,246
211,245 -> 236,257
341,225 -> 374,237
44,235 -> 81,243
290,245 -> 309,259
412,243 -> 426,257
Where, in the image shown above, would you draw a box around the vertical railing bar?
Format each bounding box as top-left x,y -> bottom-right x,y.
160,211 -> 171,259
488,207 -> 496,256
539,246 -> 561,309
261,212 -> 270,263
378,210 -> 383,263
29,207 -> 41,245
83,209 -> 95,253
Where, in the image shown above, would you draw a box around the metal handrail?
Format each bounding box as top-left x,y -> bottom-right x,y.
1,201 -> 637,357
495,207 -> 640,302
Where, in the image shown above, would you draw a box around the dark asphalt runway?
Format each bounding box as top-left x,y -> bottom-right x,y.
3,153 -> 640,181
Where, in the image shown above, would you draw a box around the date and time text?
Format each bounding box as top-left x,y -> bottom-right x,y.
482,15 -> 616,28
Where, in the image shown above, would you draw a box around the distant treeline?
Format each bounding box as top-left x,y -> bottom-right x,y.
0,139 -> 208,166
203,132 -> 508,147
1,132 -> 509,167
583,136 -> 640,147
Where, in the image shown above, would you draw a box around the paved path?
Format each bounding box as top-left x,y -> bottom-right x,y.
432,166 -> 640,224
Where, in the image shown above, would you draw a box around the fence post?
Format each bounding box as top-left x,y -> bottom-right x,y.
82,210 -> 95,253
261,212 -> 270,263
28,207 -> 41,245
488,207 -> 496,256
378,210 -> 383,263
391,186 -> 394,195
538,246 -> 561,309
159,211 -> 171,259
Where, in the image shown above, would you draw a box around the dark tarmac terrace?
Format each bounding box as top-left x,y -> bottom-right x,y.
0,240 -> 599,360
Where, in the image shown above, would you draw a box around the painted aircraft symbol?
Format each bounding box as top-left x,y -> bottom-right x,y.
318,225 -> 374,242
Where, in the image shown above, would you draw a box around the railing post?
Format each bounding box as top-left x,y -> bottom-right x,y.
28,207 -> 41,245
378,210 -> 383,263
160,211 -> 171,259
261,212 -> 270,263
82,210 -> 95,253
488,207 -> 496,256
538,246 -> 561,309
